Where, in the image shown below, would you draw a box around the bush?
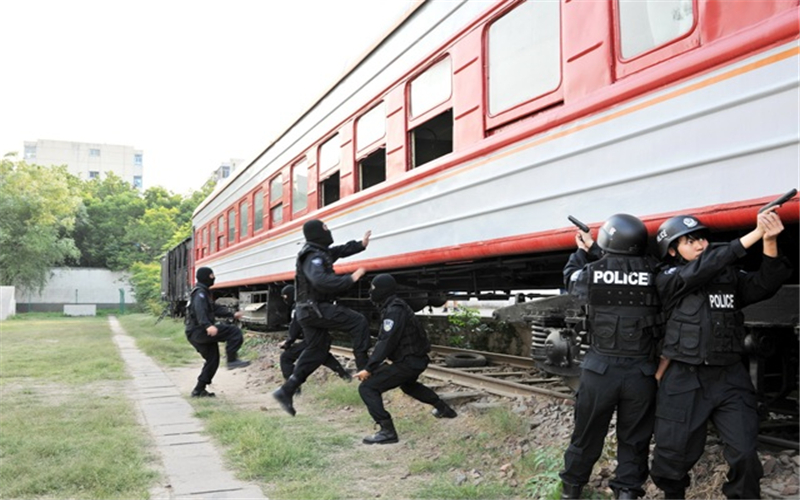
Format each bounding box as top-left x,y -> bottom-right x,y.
128,262 -> 161,315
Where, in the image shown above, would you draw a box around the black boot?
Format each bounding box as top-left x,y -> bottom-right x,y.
561,482 -> 582,500
662,490 -> 684,500
432,399 -> 457,418
272,376 -> 300,416
191,386 -> 215,398
616,488 -> 638,499
362,419 -> 399,445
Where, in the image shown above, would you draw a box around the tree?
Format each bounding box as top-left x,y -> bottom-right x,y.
0,159 -> 81,292
72,172 -> 146,269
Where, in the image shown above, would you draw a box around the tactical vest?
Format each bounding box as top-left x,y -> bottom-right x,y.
386,297 -> 431,360
295,244 -> 336,304
662,266 -> 745,365
184,286 -> 212,331
586,255 -> 660,356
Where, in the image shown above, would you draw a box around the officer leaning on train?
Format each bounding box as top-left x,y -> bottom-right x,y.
557,209 -> 791,500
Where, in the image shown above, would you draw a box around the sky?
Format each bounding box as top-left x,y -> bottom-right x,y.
0,0 -> 415,195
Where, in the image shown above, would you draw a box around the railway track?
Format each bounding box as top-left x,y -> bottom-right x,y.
329,344 -> 575,401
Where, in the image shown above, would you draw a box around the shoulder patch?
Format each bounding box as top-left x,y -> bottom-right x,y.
664,267 -> 677,275
311,257 -> 324,266
382,319 -> 394,332
198,292 -> 206,299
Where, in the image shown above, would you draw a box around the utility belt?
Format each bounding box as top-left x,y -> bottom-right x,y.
297,300 -> 332,319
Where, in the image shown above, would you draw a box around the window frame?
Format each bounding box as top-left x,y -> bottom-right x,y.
483,0 -> 565,131
239,198 -> 250,240
268,173 -> 284,228
253,188 -> 265,233
227,208 -> 236,245
612,0 -> 699,79
291,157 -> 309,216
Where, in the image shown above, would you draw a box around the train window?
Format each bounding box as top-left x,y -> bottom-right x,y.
254,189 -> 264,232
487,0 -> 561,116
228,209 -> 236,243
210,224 -> 215,254
217,215 -> 225,249
618,0 -> 694,59
359,149 -> 386,191
269,174 -> 283,226
411,109 -> 453,169
292,158 -> 308,214
202,227 -> 208,257
410,57 -> 452,118
319,135 -> 340,207
320,171 -> 340,207
356,102 -> 385,152
319,134 -> 340,174
239,199 -> 249,239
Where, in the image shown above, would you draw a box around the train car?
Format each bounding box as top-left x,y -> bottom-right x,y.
160,236 -> 193,317
165,0 -> 799,434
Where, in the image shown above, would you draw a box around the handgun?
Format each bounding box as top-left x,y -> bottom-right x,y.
568,215 -> 590,233
758,188 -> 797,213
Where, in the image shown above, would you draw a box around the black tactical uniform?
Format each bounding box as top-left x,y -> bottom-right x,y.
358,274 -> 456,445
272,220 -> 370,416
185,267 -> 249,397
278,285 -> 351,383
559,214 -> 661,500
650,216 -> 792,500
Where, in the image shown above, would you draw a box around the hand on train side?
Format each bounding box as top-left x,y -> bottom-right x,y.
362,230 -> 372,248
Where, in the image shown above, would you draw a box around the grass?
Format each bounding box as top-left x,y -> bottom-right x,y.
0,316 -> 159,499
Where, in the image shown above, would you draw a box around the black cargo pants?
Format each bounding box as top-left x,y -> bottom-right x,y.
650,361 -> 763,499
560,353 -> 657,497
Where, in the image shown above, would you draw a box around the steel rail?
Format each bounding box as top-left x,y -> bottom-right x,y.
329,345 -> 573,400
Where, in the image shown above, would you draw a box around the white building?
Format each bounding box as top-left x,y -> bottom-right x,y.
23,139 -> 144,189
214,158 -> 244,183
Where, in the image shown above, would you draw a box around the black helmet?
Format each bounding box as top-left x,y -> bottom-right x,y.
281,285 -> 295,302
655,215 -> 708,259
597,214 -> 648,256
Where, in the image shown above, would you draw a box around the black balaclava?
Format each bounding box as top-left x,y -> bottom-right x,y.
303,219 -> 333,247
369,274 -> 396,306
281,284 -> 295,306
196,267 -> 215,287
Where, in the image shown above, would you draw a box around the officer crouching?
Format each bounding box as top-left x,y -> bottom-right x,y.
353,274 -> 457,445
558,214 -> 661,500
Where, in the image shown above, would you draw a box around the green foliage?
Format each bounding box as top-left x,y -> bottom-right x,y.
129,261 -> 163,315
519,447 -> 563,499
0,159 -> 81,292
446,306 -> 482,348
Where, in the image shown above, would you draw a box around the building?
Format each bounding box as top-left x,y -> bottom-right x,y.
23,139 -> 144,189
213,158 -> 244,183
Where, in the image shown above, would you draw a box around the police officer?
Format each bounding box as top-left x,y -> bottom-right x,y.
650,210 -> 791,500
278,284 -> 352,384
559,214 -> 661,500
272,219 -> 371,416
353,274 -> 457,445
185,266 -> 250,397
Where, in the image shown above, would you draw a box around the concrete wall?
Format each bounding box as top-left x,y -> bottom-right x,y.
0,287 -> 15,320
15,268 -> 136,313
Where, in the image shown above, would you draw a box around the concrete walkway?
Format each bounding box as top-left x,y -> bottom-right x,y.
109,317 -> 268,500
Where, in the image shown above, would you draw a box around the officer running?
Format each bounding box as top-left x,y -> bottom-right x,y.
272,219 -> 371,416
650,210 -> 792,499
184,266 -> 250,397
354,274 -> 457,445
277,284 -> 352,385
559,214 -> 662,500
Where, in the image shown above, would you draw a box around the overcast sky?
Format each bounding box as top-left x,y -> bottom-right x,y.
0,0 -> 415,195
